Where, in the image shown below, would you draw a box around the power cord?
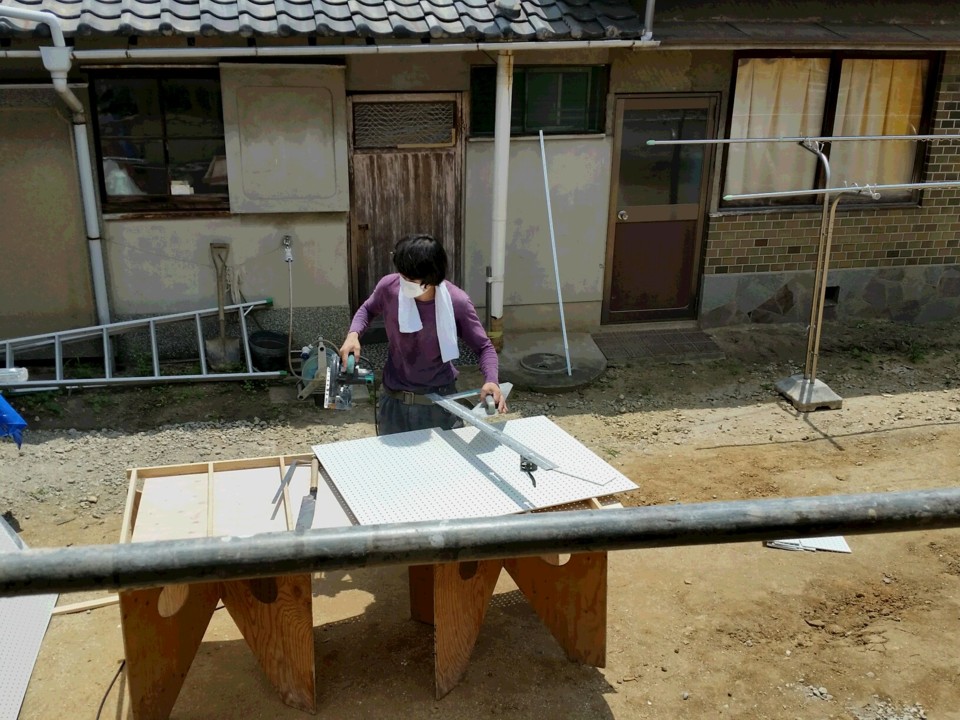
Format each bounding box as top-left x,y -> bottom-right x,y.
95,660 -> 126,720
368,365 -> 379,436
283,237 -> 305,383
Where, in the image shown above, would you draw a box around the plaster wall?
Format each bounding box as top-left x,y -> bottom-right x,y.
464,136 -> 613,319
103,215 -> 348,314
0,90 -> 95,337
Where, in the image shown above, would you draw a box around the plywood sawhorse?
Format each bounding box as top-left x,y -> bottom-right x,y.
116,453 -> 623,713
407,497 -> 621,698
117,454 -> 328,719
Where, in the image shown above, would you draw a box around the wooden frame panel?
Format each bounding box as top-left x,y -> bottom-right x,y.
346,92 -> 465,312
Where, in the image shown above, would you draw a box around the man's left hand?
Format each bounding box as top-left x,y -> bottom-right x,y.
480,382 -> 508,414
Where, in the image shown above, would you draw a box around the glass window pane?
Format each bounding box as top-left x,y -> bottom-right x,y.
558,71 -> 590,129
95,79 -> 162,138
617,108 -> 708,207
526,71 -> 561,130
469,67 -> 523,135
167,139 -> 229,196
526,70 -> 591,132
511,72 -> 525,133
101,139 -> 166,196
162,79 -> 224,137
724,57 -> 829,200
470,68 -> 496,135
830,58 -> 928,201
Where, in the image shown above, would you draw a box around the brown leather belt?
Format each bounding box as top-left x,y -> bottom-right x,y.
380,386 -> 439,406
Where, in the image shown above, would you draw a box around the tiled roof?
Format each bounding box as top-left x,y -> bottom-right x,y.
0,0 -> 646,39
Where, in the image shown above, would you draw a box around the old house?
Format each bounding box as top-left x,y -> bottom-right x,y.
1,0 -> 958,355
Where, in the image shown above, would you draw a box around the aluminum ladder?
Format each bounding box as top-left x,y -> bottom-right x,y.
0,300 -> 285,390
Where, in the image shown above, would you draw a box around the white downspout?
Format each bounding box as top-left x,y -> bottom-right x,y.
488,50 -> 513,351
0,7 -> 111,326
642,0 -> 656,41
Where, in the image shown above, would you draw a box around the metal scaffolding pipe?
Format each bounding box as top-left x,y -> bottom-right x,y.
724,179 -> 960,201
1,488 -> 959,598
648,134 -> 960,146
803,140 -> 831,383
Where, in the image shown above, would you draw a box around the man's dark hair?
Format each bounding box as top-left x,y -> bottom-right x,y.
392,234 -> 447,287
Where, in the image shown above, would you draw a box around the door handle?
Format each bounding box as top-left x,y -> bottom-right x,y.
617,210 -> 628,221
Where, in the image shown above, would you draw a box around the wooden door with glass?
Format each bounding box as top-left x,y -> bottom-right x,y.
602,96 -> 717,324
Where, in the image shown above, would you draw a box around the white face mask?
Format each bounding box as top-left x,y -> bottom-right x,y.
400,277 -> 428,299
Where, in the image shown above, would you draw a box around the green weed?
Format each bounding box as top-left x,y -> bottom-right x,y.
905,342 -> 928,364
12,392 -> 63,418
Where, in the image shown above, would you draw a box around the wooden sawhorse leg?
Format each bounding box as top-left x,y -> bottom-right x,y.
221,574 -> 316,713
504,552 -> 607,667
120,573 -> 316,719
407,552 -> 607,699
119,582 -> 221,720
409,560 -> 503,698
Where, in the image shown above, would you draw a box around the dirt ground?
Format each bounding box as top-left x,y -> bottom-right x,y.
3,319 -> 960,720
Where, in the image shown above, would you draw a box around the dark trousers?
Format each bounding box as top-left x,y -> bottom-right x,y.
376,382 -> 465,436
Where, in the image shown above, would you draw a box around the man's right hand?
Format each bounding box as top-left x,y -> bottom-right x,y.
339,332 -> 361,367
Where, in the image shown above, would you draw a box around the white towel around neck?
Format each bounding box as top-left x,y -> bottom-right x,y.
397,280 -> 460,363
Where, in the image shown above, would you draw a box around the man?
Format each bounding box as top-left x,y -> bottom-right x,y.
340,234 -> 507,436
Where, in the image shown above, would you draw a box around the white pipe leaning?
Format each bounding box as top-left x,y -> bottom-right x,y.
489,50 -> 514,325
538,130 -> 572,376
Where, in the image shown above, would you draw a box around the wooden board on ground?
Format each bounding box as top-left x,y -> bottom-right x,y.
51,594 -> 119,616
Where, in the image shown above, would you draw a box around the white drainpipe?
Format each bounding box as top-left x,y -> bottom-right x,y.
488,50 -> 514,350
0,7 -> 111,326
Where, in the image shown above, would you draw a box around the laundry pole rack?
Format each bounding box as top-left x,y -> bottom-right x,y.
647,133 -> 960,412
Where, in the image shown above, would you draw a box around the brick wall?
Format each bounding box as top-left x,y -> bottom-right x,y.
703,52 -> 960,276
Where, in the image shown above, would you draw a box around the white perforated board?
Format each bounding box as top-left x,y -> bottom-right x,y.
312,415 -> 637,525
0,517 -> 57,720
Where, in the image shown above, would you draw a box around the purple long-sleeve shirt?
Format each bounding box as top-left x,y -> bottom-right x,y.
349,274 -> 499,392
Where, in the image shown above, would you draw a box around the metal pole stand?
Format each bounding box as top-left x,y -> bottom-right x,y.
652,132 -> 960,412
775,140 -> 842,412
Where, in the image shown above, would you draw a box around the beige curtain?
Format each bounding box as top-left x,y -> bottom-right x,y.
829,59 -> 927,197
725,57 -> 830,197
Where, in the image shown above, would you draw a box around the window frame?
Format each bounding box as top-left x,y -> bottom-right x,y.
88,67 -> 231,215
719,50 -> 942,211
469,64 -> 609,138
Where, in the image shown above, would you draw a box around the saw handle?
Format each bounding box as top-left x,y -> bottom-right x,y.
345,353 -> 356,375
484,394 -> 497,415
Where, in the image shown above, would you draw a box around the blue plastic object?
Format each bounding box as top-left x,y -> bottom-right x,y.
0,394 -> 27,449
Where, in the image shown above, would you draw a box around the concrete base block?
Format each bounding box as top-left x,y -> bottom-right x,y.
775,374 -> 843,412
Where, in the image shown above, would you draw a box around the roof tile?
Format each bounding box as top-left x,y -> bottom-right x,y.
0,0 -> 643,39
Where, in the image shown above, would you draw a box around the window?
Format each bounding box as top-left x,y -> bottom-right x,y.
722,54 -> 938,207
91,71 -> 229,212
470,65 -> 608,137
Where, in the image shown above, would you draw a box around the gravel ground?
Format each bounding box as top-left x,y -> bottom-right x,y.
4,319 -> 960,720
